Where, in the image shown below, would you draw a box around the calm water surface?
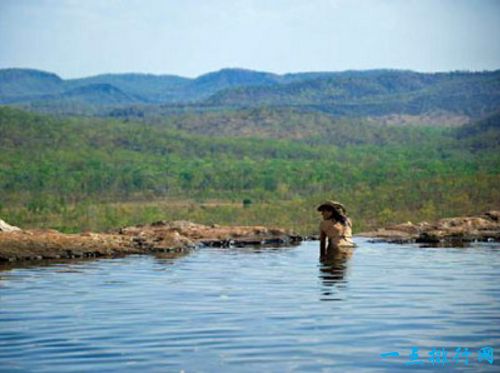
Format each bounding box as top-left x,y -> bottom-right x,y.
1,239 -> 499,372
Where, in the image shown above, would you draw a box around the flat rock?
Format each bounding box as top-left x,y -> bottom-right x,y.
0,219 -> 301,264
358,210 -> 500,245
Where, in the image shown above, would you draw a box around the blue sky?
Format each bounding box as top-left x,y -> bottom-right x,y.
1,0 -> 499,78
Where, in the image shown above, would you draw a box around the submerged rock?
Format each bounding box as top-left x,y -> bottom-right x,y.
358,210 -> 500,245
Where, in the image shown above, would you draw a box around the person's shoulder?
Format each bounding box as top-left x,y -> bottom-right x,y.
321,219 -> 341,230
320,219 -> 334,226
319,219 -> 334,230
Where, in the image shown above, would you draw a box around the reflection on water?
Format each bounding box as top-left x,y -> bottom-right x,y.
1,239 -> 499,372
0,257 -> 95,273
153,250 -> 192,262
318,249 -> 352,301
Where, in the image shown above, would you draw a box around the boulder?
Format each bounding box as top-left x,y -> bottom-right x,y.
0,218 -> 21,232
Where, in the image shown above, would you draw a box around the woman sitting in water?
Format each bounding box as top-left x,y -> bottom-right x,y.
317,200 -> 354,256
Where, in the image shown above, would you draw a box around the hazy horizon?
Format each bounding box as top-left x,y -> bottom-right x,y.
3,65 -> 500,81
1,0 -> 500,79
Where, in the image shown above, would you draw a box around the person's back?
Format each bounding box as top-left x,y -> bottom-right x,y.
340,217 -> 354,247
320,217 -> 354,248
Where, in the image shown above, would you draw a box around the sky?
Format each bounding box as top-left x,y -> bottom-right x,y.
1,0 -> 500,79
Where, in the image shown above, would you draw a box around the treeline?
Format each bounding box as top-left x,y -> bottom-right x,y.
0,106 -> 498,233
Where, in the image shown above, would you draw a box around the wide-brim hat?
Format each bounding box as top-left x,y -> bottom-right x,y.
317,200 -> 347,215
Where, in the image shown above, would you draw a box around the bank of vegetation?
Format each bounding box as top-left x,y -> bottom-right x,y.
1,106 -> 498,235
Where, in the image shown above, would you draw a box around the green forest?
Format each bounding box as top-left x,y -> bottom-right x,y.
1,106 -> 498,235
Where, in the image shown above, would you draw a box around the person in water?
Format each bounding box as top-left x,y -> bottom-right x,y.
317,200 -> 354,256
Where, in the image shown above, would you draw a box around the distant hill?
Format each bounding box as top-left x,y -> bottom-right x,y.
56,83 -> 144,105
0,67 -> 283,104
67,73 -> 190,103
453,110 -> 500,150
206,70 -> 500,118
0,68 -> 64,102
3,83 -> 144,108
109,106 -> 443,147
0,69 -> 190,105
1,67 -> 499,121
185,68 -> 281,99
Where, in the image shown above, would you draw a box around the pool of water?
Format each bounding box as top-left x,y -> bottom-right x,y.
1,238 -> 499,372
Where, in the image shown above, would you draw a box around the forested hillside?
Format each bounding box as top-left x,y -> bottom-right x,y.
454,110 -> 500,150
2,68 -> 499,123
1,67 -> 498,233
206,70 -> 500,118
107,106 -> 447,146
1,106 -> 498,233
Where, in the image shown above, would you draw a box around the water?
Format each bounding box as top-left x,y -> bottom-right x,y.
1,238 -> 499,372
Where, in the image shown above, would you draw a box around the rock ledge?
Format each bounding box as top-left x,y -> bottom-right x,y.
0,219 -> 302,263
358,211 -> 500,245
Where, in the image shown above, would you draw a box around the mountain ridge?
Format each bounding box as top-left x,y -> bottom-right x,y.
1,67 -> 499,120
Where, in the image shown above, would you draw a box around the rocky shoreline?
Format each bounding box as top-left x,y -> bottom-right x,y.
358,210 -> 500,245
0,219 -> 302,264
2,210 -> 499,265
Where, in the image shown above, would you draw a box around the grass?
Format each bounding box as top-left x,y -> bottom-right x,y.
3,198 -> 329,236
3,194 -> 497,237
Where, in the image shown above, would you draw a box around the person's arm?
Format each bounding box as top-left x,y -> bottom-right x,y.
320,230 -> 327,256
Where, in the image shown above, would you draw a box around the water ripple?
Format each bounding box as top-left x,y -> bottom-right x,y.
1,240 -> 499,371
